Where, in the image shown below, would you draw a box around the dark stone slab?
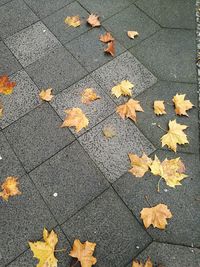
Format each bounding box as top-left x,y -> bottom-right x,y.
3,103 -> 75,172
113,150 -> 200,247
62,188 -> 152,267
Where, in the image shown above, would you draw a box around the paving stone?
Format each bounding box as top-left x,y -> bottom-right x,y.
25,46 -> 87,94
0,0 -> 38,39
62,188 -> 152,267
0,131 -> 25,178
5,21 -> 60,67
0,70 -> 41,129
126,242 -> 200,267
30,141 -> 109,224
0,41 -> 21,76
114,150 -> 200,247
43,1 -> 90,44
50,75 -> 116,136
130,29 -> 196,83
0,174 -> 57,265
91,51 -> 157,105
103,4 -> 160,49
0,0 -> 11,6
3,103 -> 75,172
79,113 -> 155,183
135,0 -> 196,29
135,81 -> 199,154
65,28 -> 126,72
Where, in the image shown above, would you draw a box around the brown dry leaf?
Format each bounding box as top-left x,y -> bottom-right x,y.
116,99 -> 144,122
129,153 -> 152,178
99,32 -> 114,43
161,120 -> 188,152
154,101 -> 166,115
69,239 -> 97,267
87,14 -> 101,27
172,93 -> 194,116
103,125 -> 116,139
140,203 -> 172,229
111,80 -> 134,98
39,88 -> 54,102
0,102 -> 3,117
104,41 -> 115,57
0,177 -> 21,201
65,15 -> 81,27
127,31 -> 139,39
61,107 -> 89,132
132,257 -> 153,267
0,75 -> 16,95
81,88 -> 100,105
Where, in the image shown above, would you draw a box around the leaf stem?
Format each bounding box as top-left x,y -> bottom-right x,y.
144,195 -> 152,207
157,177 -> 162,193
55,248 -> 67,253
156,124 -> 167,132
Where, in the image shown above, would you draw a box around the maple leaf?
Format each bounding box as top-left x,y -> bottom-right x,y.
81,88 -> 100,105
87,14 -> 100,27
29,228 -> 58,267
129,153 -> 152,178
99,32 -> 114,43
132,257 -> 153,267
161,120 -> 188,152
154,101 -> 166,115
103,125 -> 116,139
172,93 -> 193,116
111,80 -> 134,98
39,88 -> 54,102
64,15 -> 81,27
61,108 -> 89,132
140,203 -> 172,229
0,75 -> 16,95
127,31 -> 139,39
116,99 -> 144,122
104,41 -> 115,57
0,177 -> 21,201
69,239 -> 97,267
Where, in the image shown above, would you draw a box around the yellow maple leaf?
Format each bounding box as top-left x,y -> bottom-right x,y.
81,88 -> 101,105
140,203 -> 172,229
61,107 -> 89,132
0,177 -> 21,201
0,75 -> 16,95
127,31 -> 139,39
39,88 -> 54,102
161,120 -> 188,152
116,99 -> 144,122
153,100 -> 166,115
111,80 -> 134,98
103,125 -> 116,139
87,14 -> 101,27
129,153 -> 152,178
172,93 -> 194,116
69,239 -> 97,267
132,257 -> 153,267
64,15 -> 81,27
29,228 -> 58,267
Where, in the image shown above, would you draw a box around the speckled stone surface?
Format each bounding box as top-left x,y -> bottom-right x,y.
0,70 -> 41,129
79,113 -> 155,183
50,75 -> 116,136
0,0 -> 11,6
5,21 -> 60,67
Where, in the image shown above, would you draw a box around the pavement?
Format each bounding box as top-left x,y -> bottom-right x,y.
0,0 -> 199,266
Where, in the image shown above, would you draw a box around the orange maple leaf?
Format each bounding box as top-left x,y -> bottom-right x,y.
0,177 -> 21,201
116,99 -> 144,122
99,32 -> 114,43
132,257 -> 153,267
87,14 -> 101,27
104,41 -> 115,57
0,75 -> 16,95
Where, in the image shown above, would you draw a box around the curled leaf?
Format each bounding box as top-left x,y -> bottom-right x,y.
154,101 -> 166,115
116,99 -> 144,122
127,31 -> 139,39
0,75 -> 16,95
81,88 -> 100,105
129,153 -> 152,178
99,32 -> 114,43
0,177 -> 21,201
172,93 -> 193,116
65,15 -> 81,27
39,88 -> 54,102
104,41 -> 115,57
111,80 -> 134,98
87,14 -> 100,27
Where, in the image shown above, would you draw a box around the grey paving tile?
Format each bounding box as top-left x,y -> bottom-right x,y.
0,0 -> 11,6
0,0 -> 38,39
5,21 -> 60,67
62,188 -> 152,267
135,0 -> 196,29
0,174 -> 57,265
126,242 -> 200,267
103,4 -> 160,49
50,75 -> 116,136
113,150 -> 200,247
3,103 -> 75,172
30,141 -> 109,224
135,81 -> 199,154
79,113 -> 155,183
0,41 -> 21,76
0,70 -> 41,129
43,1 -> 90,44
130,29 -> 197,83
91,51 -> 157,105
65,28 -> 126,72
25,46 -> 87,95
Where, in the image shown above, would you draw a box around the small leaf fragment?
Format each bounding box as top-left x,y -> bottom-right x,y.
104,41 -> 115,57
154,101 -> 166,115
132,257 -> 153,267
0,102 -> 3,117
127,31 -> 139,39
129,153 -> 152,178
103,125 -> 116,139
87,14 -> 101,27
81,88 -> 100,105
116,99 -> 144,122
0,75 -> 16,95
65,15 -> 81,27
99,32 -> 114,43
111,80 -> 134,98
0,177 -> 21,201
39,88 -> 54,102
172,93 -> 194,116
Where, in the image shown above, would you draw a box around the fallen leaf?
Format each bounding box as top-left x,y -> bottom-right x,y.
103,125 -> 116,139
172,93 -> 194,116
140,203 -> 172,229
132,257 -> 153,267
0,177 -> 21,201
0,75 -> 16,95
154,101 -> 166,115
29,228 -> 58,267
65,15 -> 81,27
39,88 -> 54,102
0,103 -> 3,117
127,31 -> 139,39
61,107 -> 89,132
129,153 -> 152,178
161,120 -> 188,152
87,14 -> 100,27
116,99 -> 144,122
99,32 -> 114,43
111,80 -> 134,98
104,41 -> 115,57
81,88 -> 100,105
69,239 -> 97,267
